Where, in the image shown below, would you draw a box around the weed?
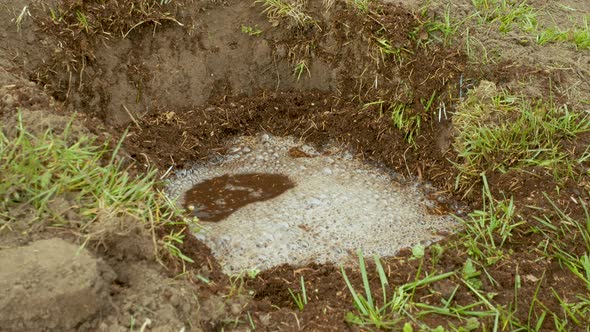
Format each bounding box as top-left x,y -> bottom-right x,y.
241,25 -> 263,36
256,0 -> 314,27
288,276 -> 308,311
461,259 -> 482,290
429,244 -> 444,267
0,111 -> 192,262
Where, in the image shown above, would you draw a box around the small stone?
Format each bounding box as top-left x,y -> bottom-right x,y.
322,167 -> 333,175
242,147 -> 251,153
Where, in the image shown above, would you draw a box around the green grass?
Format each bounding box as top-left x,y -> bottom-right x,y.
390,102 -> 421,145
531,197 -> 590,329
363,100 -> 421,145
414,4 -> 460,47
0,111 -> 192,262
471,0 -> 538,33
288,276 -> 308,311
241,24 -> 263,36
452,83 -> 590,193
454,176 -> 524,265
341,250 -> 454,330
537,17 -> 590,50
293,60 -> 310,80
373,38 -> 411,65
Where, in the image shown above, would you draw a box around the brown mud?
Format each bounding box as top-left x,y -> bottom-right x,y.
184,173 -> 295,222
1,0 -> 590,330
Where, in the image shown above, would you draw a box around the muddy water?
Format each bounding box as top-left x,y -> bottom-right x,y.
166,134 -> 459,274
184,173 -> 294,222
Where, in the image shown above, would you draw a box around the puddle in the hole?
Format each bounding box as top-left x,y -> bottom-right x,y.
166,134 -> 460,274
184,173 -> 295,222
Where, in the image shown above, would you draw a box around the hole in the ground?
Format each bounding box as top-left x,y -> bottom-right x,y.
167,134 -> 459,274
184,173 -> 295,222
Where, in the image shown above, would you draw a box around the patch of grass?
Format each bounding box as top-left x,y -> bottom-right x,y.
455,175 -> 524,265
537,17 -> 590,50
256,0 -> 314,27
0,111 -> 192,262
471,0 -> 538,33
452,82 -> 590,193
341,250 -> 454,329
363,100 -> 421,145
532,197 -> 590,328
464,27 -> 494,65
537,197 -> 590,290
390,102 -> 421,145
414,4 -> 460,47
372,38 -> 411,65
288,276 -> 308,311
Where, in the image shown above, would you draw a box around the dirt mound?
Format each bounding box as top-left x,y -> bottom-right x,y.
0,239 -> 114,331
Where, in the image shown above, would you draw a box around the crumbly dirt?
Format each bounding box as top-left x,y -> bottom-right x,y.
2,0 -> 590,330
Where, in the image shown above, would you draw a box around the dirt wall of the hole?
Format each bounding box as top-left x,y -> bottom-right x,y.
64,0 -> 341,125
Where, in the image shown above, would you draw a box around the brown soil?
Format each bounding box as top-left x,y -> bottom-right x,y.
1,0 -> 590,330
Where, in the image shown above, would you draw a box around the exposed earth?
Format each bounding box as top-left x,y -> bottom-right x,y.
1,0 -> 590,331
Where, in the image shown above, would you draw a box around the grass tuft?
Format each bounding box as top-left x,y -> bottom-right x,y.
0,111 -> 193,262
341,250 -> 454,329
452,81 -> 590,193
256,0 -> 314,27
288,276 -> 309,311
454,175 -> 524,265
537,17 -> 590,50
471,0 -> 538,33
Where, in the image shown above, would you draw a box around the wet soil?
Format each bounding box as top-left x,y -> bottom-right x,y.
184,173 -> 295,222
1,0 -> 590,330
